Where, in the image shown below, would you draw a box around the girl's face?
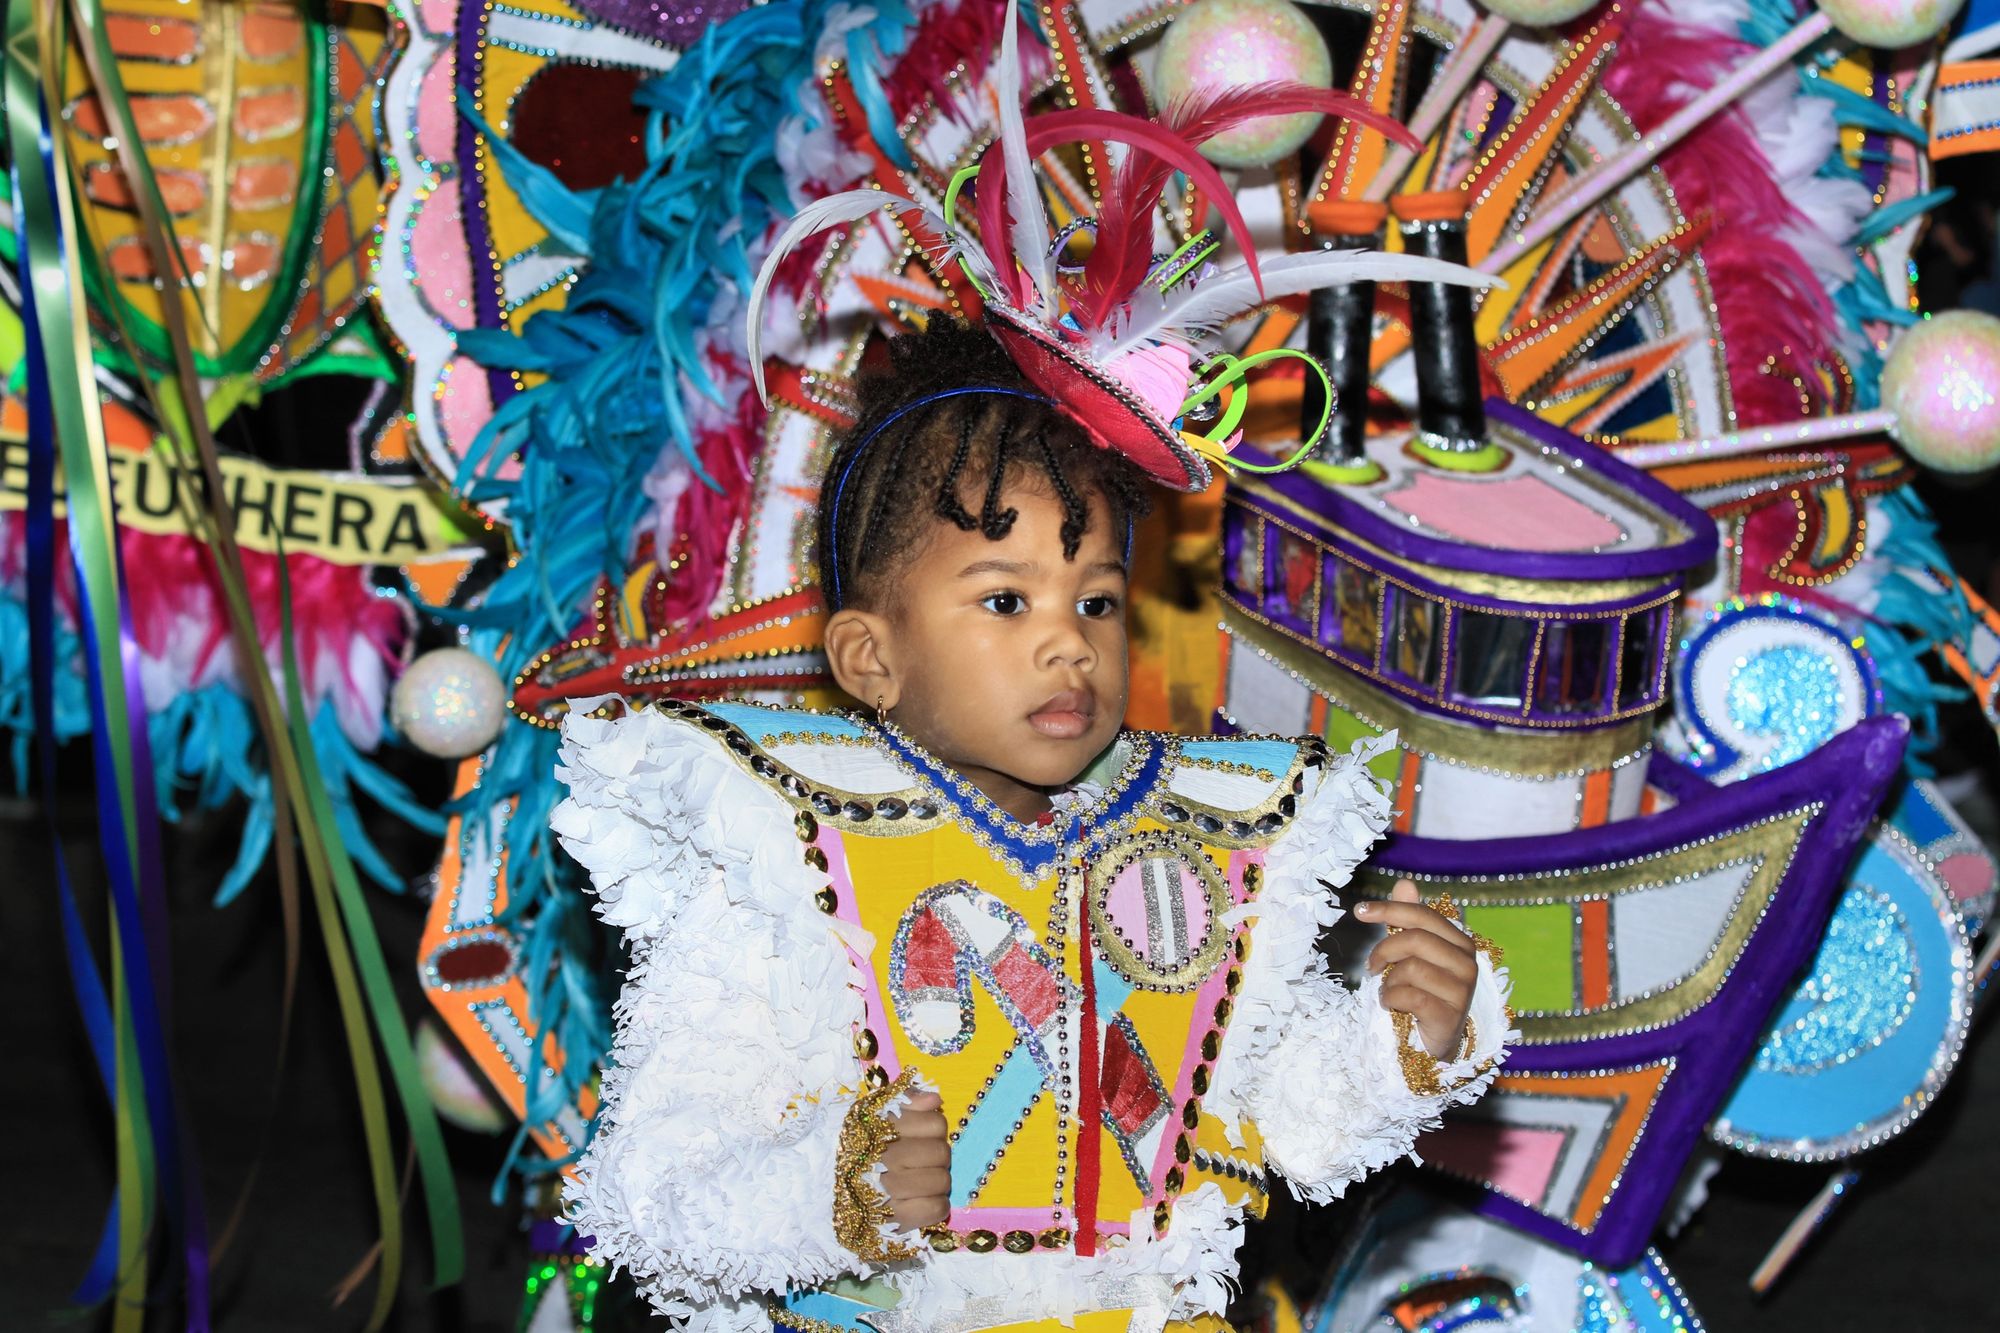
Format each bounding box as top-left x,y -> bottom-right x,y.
857,479 -> 1129,821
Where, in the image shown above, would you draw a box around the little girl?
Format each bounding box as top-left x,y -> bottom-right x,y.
551,326 -> 1512,1333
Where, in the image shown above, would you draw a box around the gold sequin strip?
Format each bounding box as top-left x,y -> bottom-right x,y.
833,1069 -> 921,1263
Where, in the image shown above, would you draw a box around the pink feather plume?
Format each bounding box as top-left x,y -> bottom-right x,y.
1,514 -> 406,744
1601,11 -> 1841,428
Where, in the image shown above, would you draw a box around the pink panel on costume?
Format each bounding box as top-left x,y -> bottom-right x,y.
949,1207 -> 1072,1234
1105,862 -> 1149,943
417,50 -> 458,165
1935,852 -> 1995,902
1381,472 -> 1625,552
411,182 -> 475,330
435,357 -> 495,466
420,0 -> 460,37
819,829 -> 900,1081
1420,1121 -> 1570,1207
1102,858 -> 1214,962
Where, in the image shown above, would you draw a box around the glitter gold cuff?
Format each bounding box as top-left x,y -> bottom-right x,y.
834,1068 -> 922,1264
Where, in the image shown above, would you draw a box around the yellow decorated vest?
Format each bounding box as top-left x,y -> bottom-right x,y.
553,698 -> 1507,1333
676,700 -> 1327,1323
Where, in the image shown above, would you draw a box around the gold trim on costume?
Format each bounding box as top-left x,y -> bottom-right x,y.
1355,806 -> 1819,1043
833,1070 -> 922,1264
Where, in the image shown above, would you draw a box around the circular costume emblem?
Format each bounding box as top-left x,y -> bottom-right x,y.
1088,834 -> 1234,993
1669,596 -> 1881,783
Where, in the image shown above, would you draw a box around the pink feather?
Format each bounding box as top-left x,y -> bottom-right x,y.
1601,12 -> 1841,428
0,513 -> 407,739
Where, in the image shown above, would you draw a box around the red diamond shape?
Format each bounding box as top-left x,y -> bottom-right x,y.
991,943 -> 1059,1028
1100,1023 -> 1164,1137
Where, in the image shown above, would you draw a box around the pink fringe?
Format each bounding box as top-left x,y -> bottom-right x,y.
882,0 -> 1031,125
1600,12 -> 1840,428
1,513 -> 406,728
661,352 -> 768,625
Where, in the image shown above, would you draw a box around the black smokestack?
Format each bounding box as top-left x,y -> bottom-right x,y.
1394,192 -> 1486,453
1301,201 -> 1386,466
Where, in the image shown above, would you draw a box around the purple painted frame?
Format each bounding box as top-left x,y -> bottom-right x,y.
1221,501 -> 1684,729
1365,716 -> 1908,1264
457,9 -> 520,419
1231,399 -> 1719,580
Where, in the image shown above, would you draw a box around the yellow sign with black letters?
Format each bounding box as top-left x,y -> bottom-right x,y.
0,437 -> 481,566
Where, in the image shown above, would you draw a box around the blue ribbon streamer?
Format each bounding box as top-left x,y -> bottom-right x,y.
10,137 -> 123,1308
15,90 -> 208,1327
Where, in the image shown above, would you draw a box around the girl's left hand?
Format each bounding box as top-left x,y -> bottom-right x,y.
1356,879 -> 1479,1059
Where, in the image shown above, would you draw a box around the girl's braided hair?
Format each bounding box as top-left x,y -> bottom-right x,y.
815,322 -> 1152,610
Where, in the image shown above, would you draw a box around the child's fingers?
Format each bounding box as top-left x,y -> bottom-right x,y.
881,1136 -> 950,1171
1380,983 -> 1461,1035
1367,955 -> 1465,1000
1353,898 -> 1477,949
890,1193 -> 951,1229
881,1166 -> 952,1199
890,1103 -> 949,1138
1390,879 -> 1421,904
1367,928 -> 1479,977
897,1091 -> 944,1116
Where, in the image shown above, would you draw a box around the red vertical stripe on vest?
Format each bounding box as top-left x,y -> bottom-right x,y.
1075,921 -> 1102,1256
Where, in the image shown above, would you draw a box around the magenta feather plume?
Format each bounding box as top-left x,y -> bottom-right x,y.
974,106 -> 1267,329
659,356 -> 766,625
880,0 -> 1042,126
1601,11 -> 1841,428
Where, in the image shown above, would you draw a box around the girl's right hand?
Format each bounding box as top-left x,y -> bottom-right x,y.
880,1091 -> 951,1230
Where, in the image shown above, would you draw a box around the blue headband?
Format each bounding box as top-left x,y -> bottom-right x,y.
826,385 -> 1051,610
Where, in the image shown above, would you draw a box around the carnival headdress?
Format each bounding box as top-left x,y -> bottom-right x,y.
748,8 -> 1501,492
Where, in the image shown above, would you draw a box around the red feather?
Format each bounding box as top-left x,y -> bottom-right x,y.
1601,13 -> 1841,428
1080,84 -> 1417,327
972,107 -> 1267,331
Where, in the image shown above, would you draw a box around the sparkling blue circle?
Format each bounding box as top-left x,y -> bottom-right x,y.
1724,645 -> 1846,771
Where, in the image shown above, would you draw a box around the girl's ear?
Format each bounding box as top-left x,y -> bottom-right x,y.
823,608 -> 900,713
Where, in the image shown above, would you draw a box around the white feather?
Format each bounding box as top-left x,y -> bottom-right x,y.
747,189 -> 919,403
1098,250 -> 1505,359
998,6 -> 1055,320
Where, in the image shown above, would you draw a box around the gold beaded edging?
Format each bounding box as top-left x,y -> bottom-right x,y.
833,1069 -> 923,1264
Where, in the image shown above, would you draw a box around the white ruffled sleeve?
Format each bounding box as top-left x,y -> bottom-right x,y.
1205,735 -> 1516,1205
549,703 -> 876,1319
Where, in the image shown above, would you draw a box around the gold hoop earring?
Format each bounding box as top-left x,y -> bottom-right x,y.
875,694 -> 888,726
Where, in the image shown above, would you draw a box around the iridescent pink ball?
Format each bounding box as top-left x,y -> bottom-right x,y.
1154,0 -> 1334,170
1479,0 -> 1602,26
1880,310 -> 2000,475
1818,0 -> 1965,48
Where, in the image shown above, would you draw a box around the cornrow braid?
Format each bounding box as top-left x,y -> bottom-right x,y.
978,413 -> 1021,540
936,410 -> 981,532
814,322 -> 1154,611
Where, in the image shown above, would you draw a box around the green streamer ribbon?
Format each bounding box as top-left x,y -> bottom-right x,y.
43,0 -> 465,1320
7,6 -> 156,1324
